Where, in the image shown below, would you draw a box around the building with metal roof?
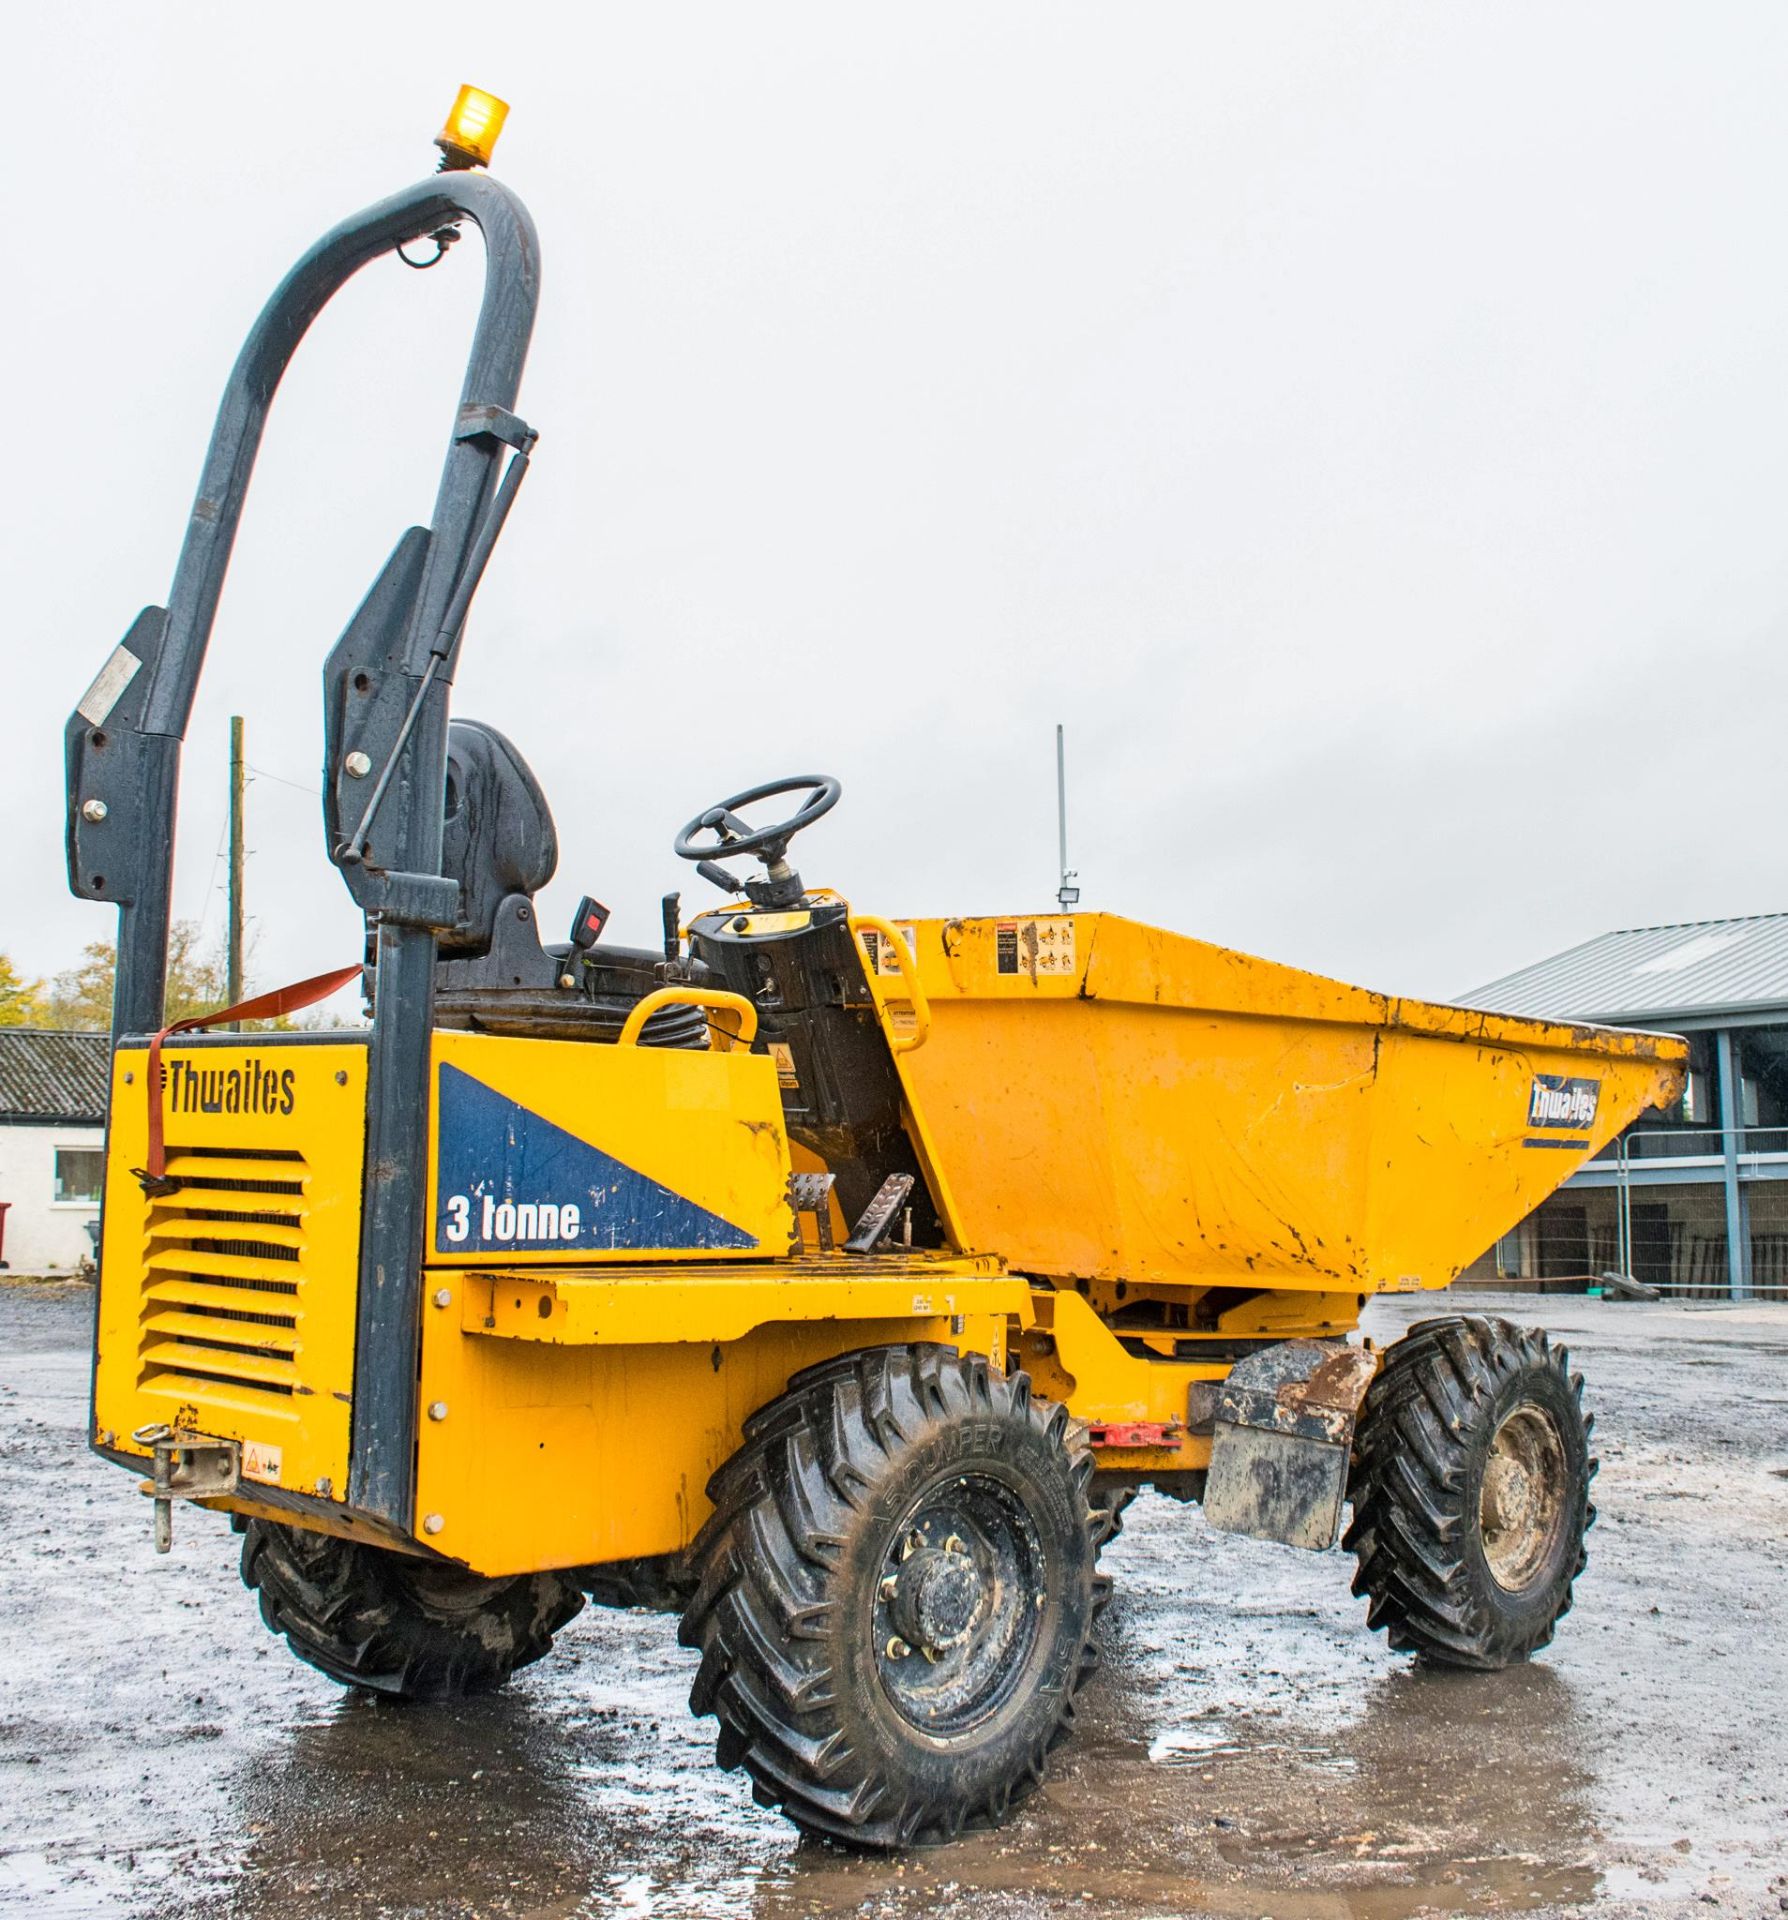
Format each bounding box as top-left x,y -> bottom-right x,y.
0,1030 -> 108,1272
1465,917 -> 1788,1302
1469,911 -> 1788,1028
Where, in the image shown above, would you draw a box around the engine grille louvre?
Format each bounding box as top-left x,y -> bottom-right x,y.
138,1146 -> 309,1404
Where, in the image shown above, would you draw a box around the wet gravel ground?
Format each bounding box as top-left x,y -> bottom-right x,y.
2,1283 -> 1785,1920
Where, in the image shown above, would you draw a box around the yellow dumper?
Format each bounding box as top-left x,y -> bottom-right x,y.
67,96 -> 1686,1849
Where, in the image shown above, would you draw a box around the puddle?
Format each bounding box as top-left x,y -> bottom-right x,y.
1147,1723 -> 1358,1775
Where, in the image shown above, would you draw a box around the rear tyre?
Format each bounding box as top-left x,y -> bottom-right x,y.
241,1519 -> 584,1700
1345,1315 -> 1594,1671
583,1553 -> 692,1613
679,1344 -> 1119,1848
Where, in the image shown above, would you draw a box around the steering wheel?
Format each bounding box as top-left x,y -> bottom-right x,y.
675,775 -> 841,876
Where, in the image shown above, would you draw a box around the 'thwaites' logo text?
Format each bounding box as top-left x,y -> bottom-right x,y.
165,1057 -> 296,1117
1528,1074 -> 1600,1131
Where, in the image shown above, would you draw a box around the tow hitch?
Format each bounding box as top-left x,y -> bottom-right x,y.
132,1426 -> 241,1553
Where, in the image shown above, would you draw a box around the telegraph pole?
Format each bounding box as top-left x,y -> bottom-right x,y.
227,715 -> 245,1030
1056,724 -> 1079,910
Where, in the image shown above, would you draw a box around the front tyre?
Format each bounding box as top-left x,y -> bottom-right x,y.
679,1344 -> 1117,1848
1345,1315 -> 1595,1671
241,1520 -> 584,1700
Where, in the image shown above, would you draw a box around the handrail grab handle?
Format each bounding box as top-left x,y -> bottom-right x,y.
618,987 -> 761,1050
849,915 -> 932,1056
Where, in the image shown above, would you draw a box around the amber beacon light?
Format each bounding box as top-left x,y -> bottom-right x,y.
435,85 -> 510,170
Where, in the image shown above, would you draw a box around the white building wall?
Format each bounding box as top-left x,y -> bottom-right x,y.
0,1124 -> 104,1272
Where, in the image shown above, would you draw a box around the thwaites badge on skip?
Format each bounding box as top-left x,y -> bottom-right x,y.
995,917 -> 1076,981
1528,1074 -> 1601,1130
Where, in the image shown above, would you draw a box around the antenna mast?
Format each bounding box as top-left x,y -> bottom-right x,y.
1056,724 -> 1079,910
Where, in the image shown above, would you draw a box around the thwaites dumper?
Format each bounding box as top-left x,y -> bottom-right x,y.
68,96 -> 1687,1849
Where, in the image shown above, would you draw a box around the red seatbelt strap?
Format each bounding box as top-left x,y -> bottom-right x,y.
135,964 -> 364,1196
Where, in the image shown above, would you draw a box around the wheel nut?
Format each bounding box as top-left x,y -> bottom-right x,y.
885,1636 -> 911,1660
879,1576 -> 899,1602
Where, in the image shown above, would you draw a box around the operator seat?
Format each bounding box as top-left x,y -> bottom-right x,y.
438,719 -> 558,959
430,718 -> 705,1046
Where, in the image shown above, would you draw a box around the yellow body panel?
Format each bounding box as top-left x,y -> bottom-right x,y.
425,1030 -> 795,1264
414,1257 -> 1024,1573
1027,1290 -> 1220,1475
90,907 -> 1687,1580
878,913 -> 1685,1293
95,1025 -> 1036,1575
454,1252 -> 1019,1345
93,1040 -> 369,1499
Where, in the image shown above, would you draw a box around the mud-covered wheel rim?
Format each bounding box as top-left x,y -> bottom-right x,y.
872,1473 -> 1044,1736
1478,1403 -> 1568,1592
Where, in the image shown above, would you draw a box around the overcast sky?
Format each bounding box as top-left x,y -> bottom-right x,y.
9,4 -> 1788,1022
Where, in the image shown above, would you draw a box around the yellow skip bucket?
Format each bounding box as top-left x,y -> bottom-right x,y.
866,914 -> 1685,1295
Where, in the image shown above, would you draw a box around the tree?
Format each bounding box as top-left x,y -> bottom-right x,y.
0,954 -> 48,1027
45,920 -> 234,1031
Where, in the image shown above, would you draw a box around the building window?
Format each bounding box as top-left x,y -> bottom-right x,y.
53,1148 -> 103,1206
1681,1070 -> 1710,1125
1737,1025 -> 1788,1130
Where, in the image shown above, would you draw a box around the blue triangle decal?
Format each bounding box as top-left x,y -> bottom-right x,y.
433,1062 -> 758,1255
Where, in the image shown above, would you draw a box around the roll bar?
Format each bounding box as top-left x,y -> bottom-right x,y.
64,169 -> 542,1527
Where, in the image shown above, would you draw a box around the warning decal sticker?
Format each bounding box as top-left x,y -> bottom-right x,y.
995,918 -> 1077,982
860,925 -> 917,978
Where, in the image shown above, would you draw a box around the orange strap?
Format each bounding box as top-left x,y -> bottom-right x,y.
136,964 -> 364,1195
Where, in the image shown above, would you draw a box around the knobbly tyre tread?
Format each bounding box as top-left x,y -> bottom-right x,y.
240,1519 -> 584,1701
1344,1314 -> 1595,1672
678,1344 -> 1122,1848
583,1553 -> 693,1613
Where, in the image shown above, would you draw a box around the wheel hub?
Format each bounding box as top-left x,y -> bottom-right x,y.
872,1478 -> 1046,1735
890,1545 -> 983,1655
1479,1403 -> 1568,1591
1481,1453 -> 1537,1534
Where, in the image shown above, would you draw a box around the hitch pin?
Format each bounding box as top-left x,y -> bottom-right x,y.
134,1423 -> 175,1553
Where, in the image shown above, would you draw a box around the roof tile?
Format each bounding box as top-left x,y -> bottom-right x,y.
0,1030 -> 110,1124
